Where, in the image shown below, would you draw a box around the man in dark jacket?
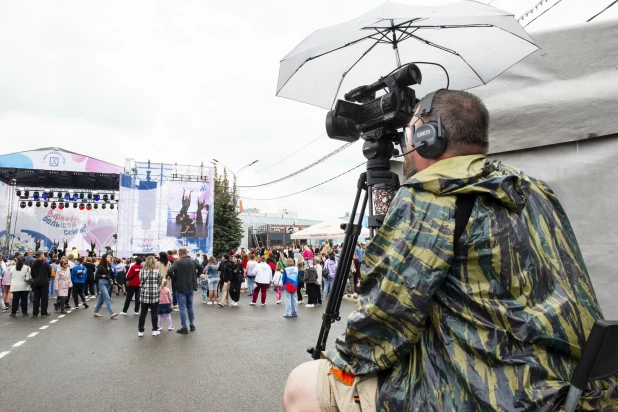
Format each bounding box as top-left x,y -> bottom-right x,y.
31,251 -> 52,317
167,247 -> 203,334
217,255 -> 234,308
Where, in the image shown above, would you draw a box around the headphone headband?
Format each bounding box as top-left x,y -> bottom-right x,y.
418,88 -> 445,117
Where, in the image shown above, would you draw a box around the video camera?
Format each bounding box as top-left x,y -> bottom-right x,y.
325,64 -> 423,147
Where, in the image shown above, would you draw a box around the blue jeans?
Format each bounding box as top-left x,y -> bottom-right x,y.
247,277 -> 255,295
200,288 -> 208,301
176,289 -> 194,329
322,277 -> 334,299
94,280 -> 114,314
284,290 -> 298,317
49,278 -> 56,297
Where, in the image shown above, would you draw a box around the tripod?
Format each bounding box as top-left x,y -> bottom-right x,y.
308,128 -> 401,360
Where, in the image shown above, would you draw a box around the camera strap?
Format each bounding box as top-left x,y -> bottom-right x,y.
454,195 -> 475,248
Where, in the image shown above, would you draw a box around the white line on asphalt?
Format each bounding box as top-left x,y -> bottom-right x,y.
0,351 -> 9,359
39,325 -> 49,330
58,315 -> 65,318
13,341 -> 25,347
27,332 -> 39,338
49,320 -> 58,323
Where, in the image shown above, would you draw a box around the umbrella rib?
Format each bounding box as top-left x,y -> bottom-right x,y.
405,32 -> 486,85
330,39 -> 382,109
276,34 -> 376,95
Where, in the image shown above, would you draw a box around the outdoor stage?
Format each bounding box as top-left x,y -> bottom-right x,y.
0,148 -> 214,257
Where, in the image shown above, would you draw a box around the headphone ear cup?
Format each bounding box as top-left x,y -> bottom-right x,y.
413,122 -> 447,159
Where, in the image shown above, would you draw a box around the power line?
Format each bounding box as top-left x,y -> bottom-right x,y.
254,132 -> 326,174
239,161 -> 365,201
237,141 -> 356,188
587,0 -> 618,22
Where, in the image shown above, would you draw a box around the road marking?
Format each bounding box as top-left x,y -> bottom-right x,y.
39,325 -> 49,330
0,351 -> 9,359
27,332 -> 39,338
13,341 -> 25,347
58,315 -> 65,318
49,320 -> 58,323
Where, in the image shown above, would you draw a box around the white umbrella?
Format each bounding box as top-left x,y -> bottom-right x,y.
277,0 -> 538,109
290,219 -> 371,240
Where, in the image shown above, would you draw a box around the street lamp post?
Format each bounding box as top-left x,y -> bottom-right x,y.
211,159 -> 259,211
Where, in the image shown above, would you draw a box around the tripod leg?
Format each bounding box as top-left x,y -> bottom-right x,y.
309,173 -> 368,360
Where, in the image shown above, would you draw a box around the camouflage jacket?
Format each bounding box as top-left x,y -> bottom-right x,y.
325,155 -> 617,411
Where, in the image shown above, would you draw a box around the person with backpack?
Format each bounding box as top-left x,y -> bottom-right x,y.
322,253 -> 337,301
70,257 -> 89,309
281,258 -> 299,318
9,257 -> 32,316
272,267 -> 283,304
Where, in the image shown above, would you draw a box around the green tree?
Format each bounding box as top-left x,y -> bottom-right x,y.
212,167 -> 243,256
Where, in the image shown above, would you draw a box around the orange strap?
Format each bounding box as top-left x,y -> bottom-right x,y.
329,368 -> 356,386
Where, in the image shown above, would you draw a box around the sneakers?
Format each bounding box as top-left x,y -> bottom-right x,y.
138,332 -> 144,337
83,303 -> 89,309
176,328 -> 189,334
261,303 -> 266,306
306,304 -> 315,308
172,305 -> 178,309
298,301 -> 304,304
157,328 -> 163,332
152,331 -> 160,336
134,312 -> 139,315
231,302 -> 238,307
202,300 -> 208,304
119,312 -> 127,315
249,302 -> 256,306
168,326 -> 174,331
206,301 -> 213,305
73,306 -> 80,310
276,300 -> 281,304
190,325 -> 196,332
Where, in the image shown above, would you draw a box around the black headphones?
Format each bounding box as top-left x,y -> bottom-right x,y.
412,89 -> 448,159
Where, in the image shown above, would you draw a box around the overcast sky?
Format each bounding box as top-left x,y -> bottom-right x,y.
0,0 -> 615,221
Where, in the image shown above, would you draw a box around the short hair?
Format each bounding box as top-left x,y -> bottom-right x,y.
286,258 -> 295,267
418,89 -> 489,154
178,247 -> 187,256
167,250 -> 173,255
223,254 -> 229,260
76,257 -> 84,263
67,254 -> 74,260
135,257 -> 143,265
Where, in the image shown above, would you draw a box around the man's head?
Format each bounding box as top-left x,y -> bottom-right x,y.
178,247 -> 188,257
404,90 -> 489,179
35,251 -> 45,260
223,254 -> 229,261
77,257 -> 84,264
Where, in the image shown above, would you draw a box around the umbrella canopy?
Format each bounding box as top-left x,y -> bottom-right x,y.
290,218 -> 370,239
277,0 -> 538,109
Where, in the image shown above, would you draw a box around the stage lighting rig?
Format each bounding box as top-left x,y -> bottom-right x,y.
51,202 -> 57,210
43,202 -> 49,208
33,191 -> 40,200
36,201 -> 41,207
20,202 -> 26,209
27,201 -> 33,207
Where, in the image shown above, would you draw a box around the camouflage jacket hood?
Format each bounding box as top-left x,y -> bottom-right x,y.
325,155 -> 617,411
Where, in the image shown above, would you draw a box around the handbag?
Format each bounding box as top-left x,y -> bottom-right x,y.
25,268 -> 34,285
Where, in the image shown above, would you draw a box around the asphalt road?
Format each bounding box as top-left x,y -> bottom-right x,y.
0,292 -> 355,412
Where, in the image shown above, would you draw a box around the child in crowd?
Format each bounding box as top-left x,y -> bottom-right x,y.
272,269 -> 283,304
282,258 -> 299,318
199,273 -> 208,303
157,281 -> 174,331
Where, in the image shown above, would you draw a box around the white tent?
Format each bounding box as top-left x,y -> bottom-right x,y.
290,219 -> 370,240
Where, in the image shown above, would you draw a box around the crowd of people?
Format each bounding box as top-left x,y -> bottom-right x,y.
0,241 -> 365,335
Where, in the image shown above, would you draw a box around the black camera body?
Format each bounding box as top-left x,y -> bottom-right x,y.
325,64 -> 423,143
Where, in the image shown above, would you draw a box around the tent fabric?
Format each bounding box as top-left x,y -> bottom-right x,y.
475,19 -> 618,154
290,219 -> 370,239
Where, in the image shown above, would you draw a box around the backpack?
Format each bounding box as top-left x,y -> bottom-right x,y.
76,268 -> 84,280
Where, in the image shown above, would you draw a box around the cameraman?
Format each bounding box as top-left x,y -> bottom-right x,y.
283,90 -> 616,411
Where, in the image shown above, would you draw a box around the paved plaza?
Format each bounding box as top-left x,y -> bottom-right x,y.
0,294 -> 355,412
